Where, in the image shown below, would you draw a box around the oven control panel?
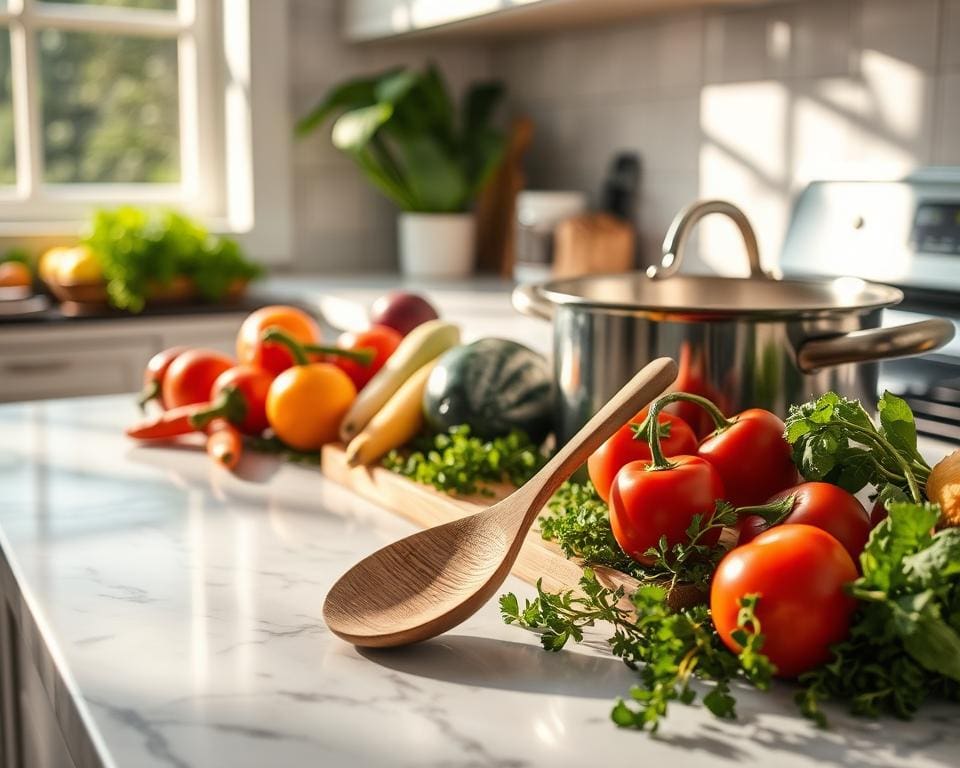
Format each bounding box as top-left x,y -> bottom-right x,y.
780,169 -> 960,293
912,202 -> 960,256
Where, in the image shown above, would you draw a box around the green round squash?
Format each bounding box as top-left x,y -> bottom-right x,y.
423,338 -> 553,442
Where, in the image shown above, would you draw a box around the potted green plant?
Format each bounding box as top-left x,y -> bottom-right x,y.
297,64 -> 505,277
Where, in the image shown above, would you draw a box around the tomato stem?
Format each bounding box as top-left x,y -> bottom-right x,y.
136,379 -> 160,411
654,392 -> 733,432
643,398 -> 676,470
644,391 -> 730,469
189,386 -> 247,430
733,495 -> 796,525
262,327 -> 310,366
302,343 -> 376,365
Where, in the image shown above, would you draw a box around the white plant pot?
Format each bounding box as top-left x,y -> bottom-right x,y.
397,212 -> 475,278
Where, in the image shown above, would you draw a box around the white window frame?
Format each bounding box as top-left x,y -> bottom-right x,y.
0,0 -> 291,264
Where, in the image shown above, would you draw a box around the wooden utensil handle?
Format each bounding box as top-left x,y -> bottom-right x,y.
517,357 -> 678,527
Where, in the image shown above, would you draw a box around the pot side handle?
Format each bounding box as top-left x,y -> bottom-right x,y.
511,283 -> 554,321
797,318 -> 956,373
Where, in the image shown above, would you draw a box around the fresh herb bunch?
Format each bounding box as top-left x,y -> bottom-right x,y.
539,482 -> 642,576
382,425 -> 547,496
797,501 -> 960,724
501,570 -> 774,731
84,207 -> 262,312
504,499 -> 960,731
785,391 -> 931,505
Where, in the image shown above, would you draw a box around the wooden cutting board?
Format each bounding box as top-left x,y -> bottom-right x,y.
320,444 -> 703,610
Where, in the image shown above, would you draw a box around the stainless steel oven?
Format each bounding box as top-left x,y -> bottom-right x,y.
780,168 -> 960,442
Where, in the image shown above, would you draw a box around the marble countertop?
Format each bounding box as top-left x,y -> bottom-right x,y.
1,280 -> 959,768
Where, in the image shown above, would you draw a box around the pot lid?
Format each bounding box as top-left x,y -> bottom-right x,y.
534,272 -> 903,318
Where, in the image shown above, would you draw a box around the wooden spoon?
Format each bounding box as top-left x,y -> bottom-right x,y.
323,357 -> 678,648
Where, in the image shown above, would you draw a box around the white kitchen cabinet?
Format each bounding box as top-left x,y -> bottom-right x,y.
342,0 -> 779,41
0,313 -> 247,403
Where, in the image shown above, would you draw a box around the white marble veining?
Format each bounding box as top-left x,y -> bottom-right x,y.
0,284 -> 958,767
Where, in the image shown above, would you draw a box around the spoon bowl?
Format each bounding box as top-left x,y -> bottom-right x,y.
323,357 -> 678,648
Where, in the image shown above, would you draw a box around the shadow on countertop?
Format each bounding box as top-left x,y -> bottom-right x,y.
359,633 -> 633,701
359,633 -> 960,767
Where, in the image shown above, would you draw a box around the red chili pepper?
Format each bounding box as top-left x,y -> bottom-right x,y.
126,404 -> 204,440
207,420 -> 242,470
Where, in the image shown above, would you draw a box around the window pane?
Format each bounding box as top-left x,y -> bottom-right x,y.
44,1 -> 178,10
0,28 -> 13,186
40,30 -> 180,183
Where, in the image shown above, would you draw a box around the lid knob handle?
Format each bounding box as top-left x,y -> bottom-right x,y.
651,199 -> 769,280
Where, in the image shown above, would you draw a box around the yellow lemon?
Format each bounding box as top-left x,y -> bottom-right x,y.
56,245 -> 102,284
38,246 -> 71,282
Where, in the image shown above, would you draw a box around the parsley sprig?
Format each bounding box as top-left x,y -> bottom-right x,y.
382,425 -> 547,496
501,570 -> 774,731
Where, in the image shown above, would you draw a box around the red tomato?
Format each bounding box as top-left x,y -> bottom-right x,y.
711,524 -> 857,678
736,482 -> 870,563
588,408 -> 698,503
735,514 -> 768,544
697,408 -> 798,507
162,349 -> 234,409
610,456 -> 725,564
208,365 -> 273,435
331,324 -> 402,391
236,306 -> 321,377
139,345 -> 189,409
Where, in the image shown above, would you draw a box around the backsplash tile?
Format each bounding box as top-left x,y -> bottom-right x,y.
859,0 -> 941,72
934,72 -> 960,164
289,0 -> 958,273
491,0 -> 954,275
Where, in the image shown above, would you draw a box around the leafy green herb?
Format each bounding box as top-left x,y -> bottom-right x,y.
507,497 -> 960,731
382,425 -> 547,496
84,207 -> 262,312
797,502 -> 960,724
501,570 -> 773,731
641,501 -> 745,592
784,391 -> 931,503
538,482 -> 642,576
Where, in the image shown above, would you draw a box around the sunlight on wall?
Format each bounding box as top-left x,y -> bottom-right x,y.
698,45 -> 930,276
699,81 -> 789,275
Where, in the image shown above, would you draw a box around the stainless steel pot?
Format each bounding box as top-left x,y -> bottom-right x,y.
513,200 -> 956,442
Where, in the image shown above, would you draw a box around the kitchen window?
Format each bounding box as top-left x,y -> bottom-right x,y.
0,0 -> 292,261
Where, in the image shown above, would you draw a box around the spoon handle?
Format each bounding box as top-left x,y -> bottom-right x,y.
516,357 -> 678,526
